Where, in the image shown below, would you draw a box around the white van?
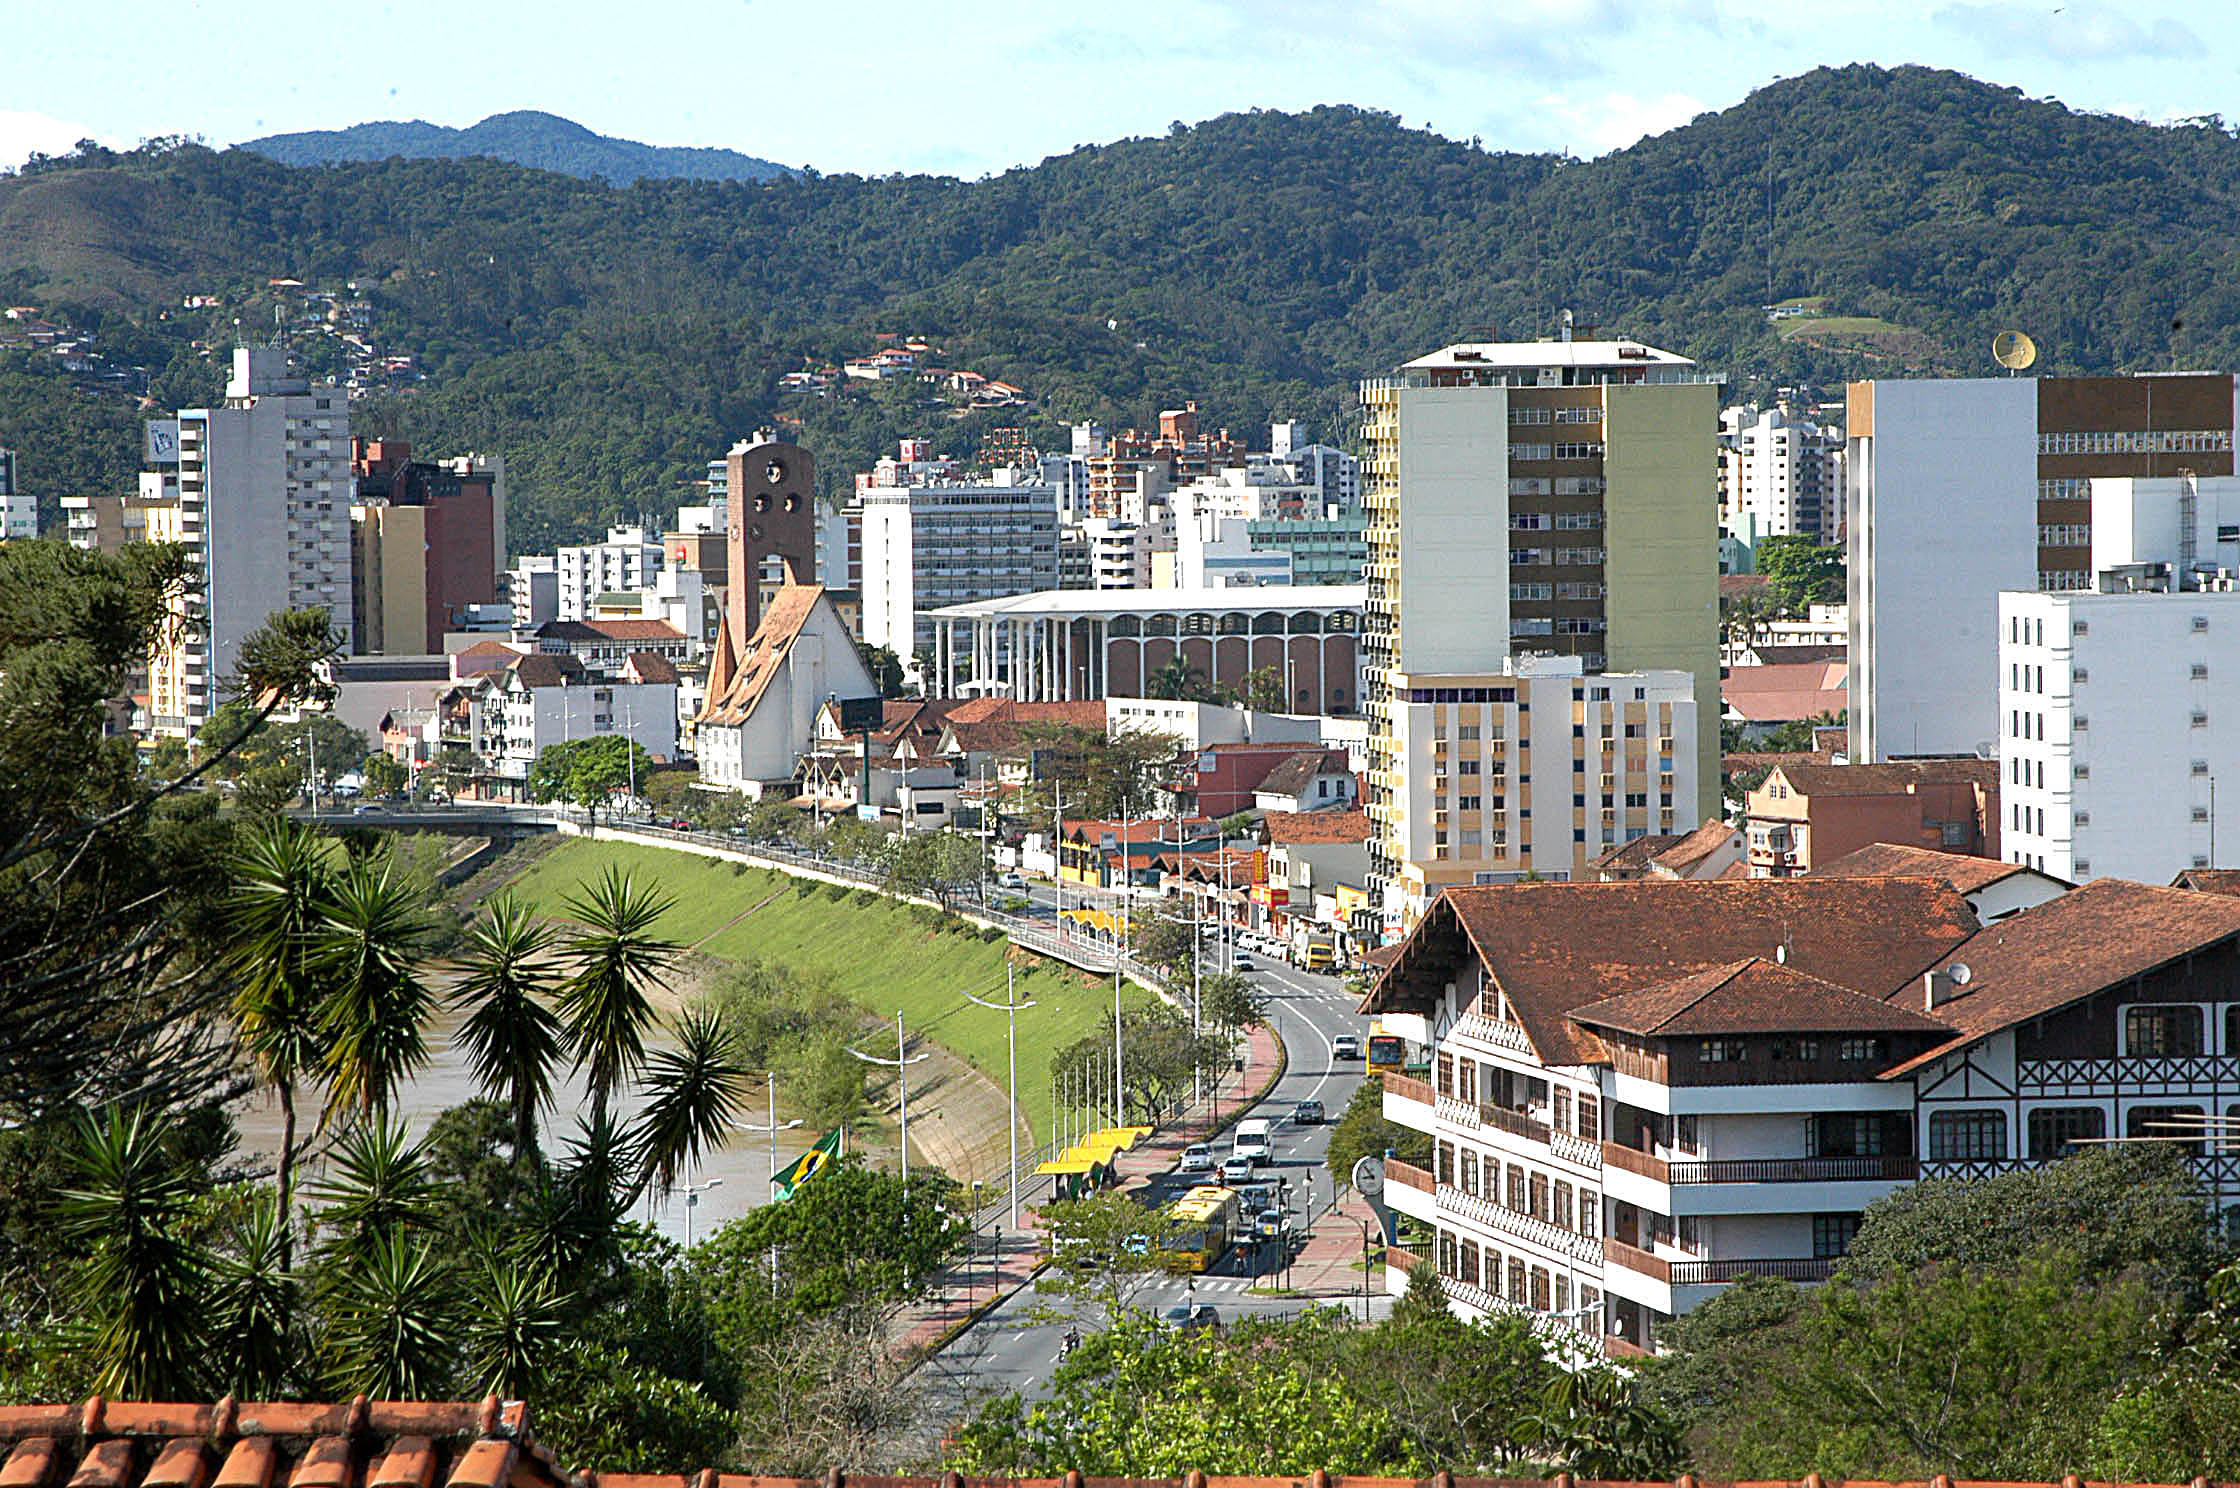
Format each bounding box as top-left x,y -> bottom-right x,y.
1232,1117 -> 1275,1166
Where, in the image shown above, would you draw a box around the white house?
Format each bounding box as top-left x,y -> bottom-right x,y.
469,651 -> 680,781
695,584 -> 879,799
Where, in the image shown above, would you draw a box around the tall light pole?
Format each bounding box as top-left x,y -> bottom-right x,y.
965,967 -> 1037,1230
847,1011 -> 929,1189
679,1178 -> 722,1249
1113,795 -> 1130,1121
739,1076 -> 802,1295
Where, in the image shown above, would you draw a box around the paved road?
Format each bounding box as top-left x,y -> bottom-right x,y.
922,957 -> 1378,1412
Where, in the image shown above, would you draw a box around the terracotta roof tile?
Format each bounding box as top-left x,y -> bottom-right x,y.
2172,867 -> 2240,897
1263,808 -> 1369,845
1885,877 -> 2240,1077
1652,818 -> 1739,873
1366,878 -> 1980,1065
536,618 -> 686,644
1589,833 -> 1682,874
1812,841 -> 2032,893
623,651 -> 680,686
0,1398 -> 2215,1488
1253,749 -> 1349,798
1571,956 -> 1952,1037
699,585 -> 823,726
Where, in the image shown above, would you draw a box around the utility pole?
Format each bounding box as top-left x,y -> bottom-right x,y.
847,1011 -> 929,1189
964,967 -> 1037,1231
1114,794 -> 1129,1122
739,1076 -> 802,1295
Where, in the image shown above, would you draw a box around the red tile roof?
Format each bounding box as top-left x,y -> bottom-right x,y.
1571,956 -> 1951,1037
1589,833 -> 1684,875
700,584 -> 824,726
1253,749 -> 1350,798
2172,867 -> 2240,897
1264,807 -> 1370,846
623,651 -> 680,685
1653,817 -> 1739,873
0,1402 -> 2204,1488
1812,841 -> 2034,894
1772,757 -> 1998,797
536,618 -> 687,643
1884,877 -> 2240,1078
1366,878 -> 1980,1065
1720,659 -> 1848,724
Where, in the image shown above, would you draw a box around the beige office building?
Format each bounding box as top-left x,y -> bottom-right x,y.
1360,330 -> 1720,940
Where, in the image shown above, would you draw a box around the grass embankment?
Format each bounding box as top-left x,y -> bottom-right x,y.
505,839 -> 1152,1146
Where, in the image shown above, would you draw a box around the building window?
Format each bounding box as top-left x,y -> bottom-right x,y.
1506,1164 -> 1526,1211
1508,1257 -> 1528,1304
1435,1141 -> 1454,1186
1580,1188 -> 1600,1238
1771,1037 -> 1821,1062
1813,1213 -> 1862,1259
1459,1238 -> 1480,1286
2027,1105 -> 2106,1159
2125,1005 -> 2204,1057
1552,1087 -> 1572,1132
1460,1149 -> 1479,1197
1577,1091 -> 1600,1142
1553,1179 -> 1574,1231
1530,1171 -> 1550,1221
2127,1104 -> 2206,1155
1838,1037 -> 1888,1062
1928,1109 -> 2007,1161
1699,1038 -> 1747,1063
1531,1266 -> 1552,1310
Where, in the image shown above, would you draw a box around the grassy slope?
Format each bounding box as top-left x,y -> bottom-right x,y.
504,839 -> 1152,1144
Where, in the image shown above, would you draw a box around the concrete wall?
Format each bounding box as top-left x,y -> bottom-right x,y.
1603,381 -> 1722,819
1393,385 -> 1511,673
1850,378 -> 2036,761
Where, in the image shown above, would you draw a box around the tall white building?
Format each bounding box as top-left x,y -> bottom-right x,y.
860,475 -> 1059,670
554,525 -> 663,621
150,349 -> 356,738
1719,404 -> 1842,544
1999,473 -> 2240,884
0,447 -> 32,540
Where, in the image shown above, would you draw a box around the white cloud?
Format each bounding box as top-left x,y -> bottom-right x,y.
1934,2 -> 2201,62
0,109 -> 110,173
1533,89 -> 1709,155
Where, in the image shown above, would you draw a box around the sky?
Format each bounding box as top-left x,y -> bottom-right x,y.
6,0 -> 2238,178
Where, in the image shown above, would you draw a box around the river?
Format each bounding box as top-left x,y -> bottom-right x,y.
227,1003 -> 818,1249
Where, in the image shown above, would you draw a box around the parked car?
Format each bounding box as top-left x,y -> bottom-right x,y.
1332,1034 -> 1363,1059
1177,1143 -> 1215,1174
1291,1099 -> 1325,1125
1218,1153 -> 1257,1183
1162,1304 -> 1221,1332
351,804 -> 385,816
1233,954 -> 1259,972
997,871 -> 1026,889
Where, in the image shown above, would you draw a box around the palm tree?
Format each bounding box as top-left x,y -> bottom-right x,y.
223,818 -> 337,1254
627,1007 -> 751,1204
557,867 -> 678,1126
305,1116 -> 439,1259
57,1107 -> 210,1399
316,849 -> 437,1123
451,895 -> 566,1158
212,1189 -> 297,1398
1147,655 -> 1207,701
318,1226 -> 458,1399
462,1251 -> 567,1398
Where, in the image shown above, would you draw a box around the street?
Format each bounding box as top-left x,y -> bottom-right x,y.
920,955 -> 1385,1412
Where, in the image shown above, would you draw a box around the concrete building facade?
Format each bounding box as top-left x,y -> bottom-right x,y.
860,476 -> 1060,669
151,348 -> 357,739
1719,403 -> 1842,544
1359,332 -> 1723,934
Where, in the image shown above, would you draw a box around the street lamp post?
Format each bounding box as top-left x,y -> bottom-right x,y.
847,1011 -> 929,1189
679,1178 -> 722,1249
738,1078 -> 804,1296
963,967 -> 1037,1231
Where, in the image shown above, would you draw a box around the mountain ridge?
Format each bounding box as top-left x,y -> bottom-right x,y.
239,109 -> 794,185
7,65 -> 2240,550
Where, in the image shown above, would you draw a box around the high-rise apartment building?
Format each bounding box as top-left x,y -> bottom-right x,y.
1999,472 -> 2240,883
149,348 -> 356,739
1719,403 -> 1842,543
349,439 -> 506,655
1359,331 -> 1722,933
860,474 -> 1059,671
1848,372 -> 2237,762
554,526 -> 662,622
0,447 -> 32,540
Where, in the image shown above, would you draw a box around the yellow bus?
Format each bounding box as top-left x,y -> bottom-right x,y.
1366,1018 -> 1411,1077
1160,1185 -> 1241,1273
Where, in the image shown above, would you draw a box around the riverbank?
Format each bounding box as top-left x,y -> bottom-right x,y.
497,839 -> 1156,1162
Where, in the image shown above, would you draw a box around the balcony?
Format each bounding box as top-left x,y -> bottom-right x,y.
1452,1009 -> 1535,1056
1387,1158 -> 1434,1193
1603,1236 -> 1668,1283
1598,1144 -> 1917,1184
1670,1256 -> 1839,1285
1383,1071 -> 1435,1110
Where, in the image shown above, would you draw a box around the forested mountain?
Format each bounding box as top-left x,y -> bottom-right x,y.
241,110 -> 794,184
6,64 -> 2240,549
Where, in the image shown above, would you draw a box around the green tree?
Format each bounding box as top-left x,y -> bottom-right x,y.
1146,656 -> 1212,702
1232,664 -> 1286,712
1197,970 -> 1266,1035
316,849 -> 439,1122
317,1225 -> 459,1399
627,1007 -> 752,1203
879,827 -> 985,912
1016,723 -> 1179,824
450,895 -> 568,1157
855,642 -> 906,699
1051,1004 -> 1227,1124
1326,1075 -> 1431,1185
693,1157 -> 966,1326
57,1108 -> 211,1399
361,751 -> 409,797
1754,535 -> 1846,614
528,735 -> 654,820
557,867 -> 679,1125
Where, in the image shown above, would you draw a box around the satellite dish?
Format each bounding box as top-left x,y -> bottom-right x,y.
1949,962 -> 1973,986
1992,330 -> 2038,372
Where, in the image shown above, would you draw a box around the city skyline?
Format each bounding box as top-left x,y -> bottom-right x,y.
7,1 -> 2240,178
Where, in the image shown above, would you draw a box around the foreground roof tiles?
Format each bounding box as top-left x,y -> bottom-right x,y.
1572,956 -> 1951,1037
1811,841 -> 2034,893
1,1401 -> 2216,1488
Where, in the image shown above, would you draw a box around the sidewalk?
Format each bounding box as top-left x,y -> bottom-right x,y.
891,1015 -> 1287,1358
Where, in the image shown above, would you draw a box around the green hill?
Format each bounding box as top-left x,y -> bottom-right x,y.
241,110 -> 794,185
6,65 -> 2240,548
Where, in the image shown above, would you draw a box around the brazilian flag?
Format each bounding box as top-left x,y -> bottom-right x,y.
772,1127 -> 843,1202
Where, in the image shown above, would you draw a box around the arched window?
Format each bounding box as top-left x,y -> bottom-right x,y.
1289,611 -> 1323,634
1109,614 -> 1142,637
1253,611 -> 1287,635
1144,613 -> 1178,637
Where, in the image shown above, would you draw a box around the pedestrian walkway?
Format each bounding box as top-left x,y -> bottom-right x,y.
891,1015 -> 1287,1359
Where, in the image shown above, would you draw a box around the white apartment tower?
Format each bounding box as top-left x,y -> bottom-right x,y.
554,526 -> 662,621
0,448 -> 32,540
1999,473 -> 2240,883
1719,404 -> 1842,544
151,349 -> 356,739
860,475 -> 1059,673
